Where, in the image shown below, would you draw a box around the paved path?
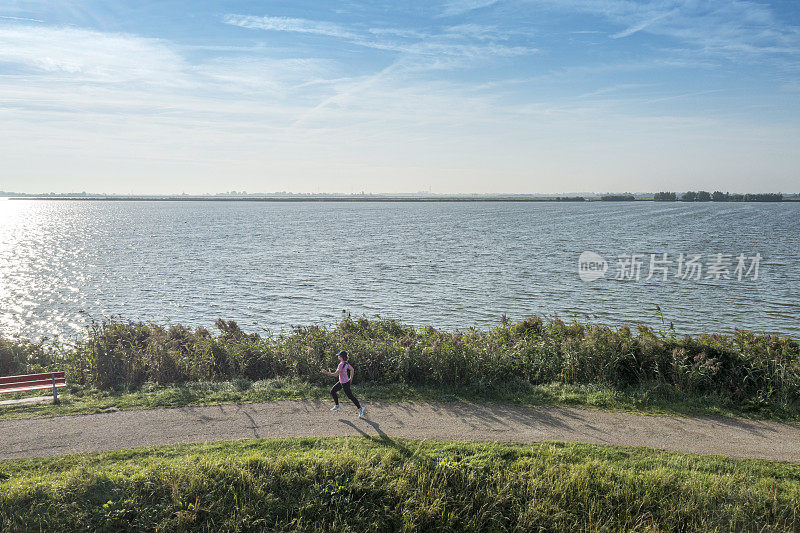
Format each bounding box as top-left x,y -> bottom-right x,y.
1,401 -> 799,462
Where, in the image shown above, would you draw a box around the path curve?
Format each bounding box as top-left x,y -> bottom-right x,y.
1,401 -> 798,462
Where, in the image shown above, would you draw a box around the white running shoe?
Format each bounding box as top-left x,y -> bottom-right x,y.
330,405 -> 341,412
358,406 -> 366,418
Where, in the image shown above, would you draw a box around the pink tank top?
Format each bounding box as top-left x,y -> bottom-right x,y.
336,361 -> 352,384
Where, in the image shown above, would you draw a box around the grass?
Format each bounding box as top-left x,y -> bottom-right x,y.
1,437 -> 799,531
2,378 -> 798,423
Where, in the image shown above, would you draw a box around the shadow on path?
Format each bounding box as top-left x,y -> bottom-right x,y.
694,415 -> 783,437
338,418 -> 414,458
434,403 -> 572,430
239,408 -> 261,439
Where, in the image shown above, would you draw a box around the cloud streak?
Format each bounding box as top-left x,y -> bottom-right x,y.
0,24 -> 186,84
440,0 -> 501,17
0,15 -> 44,23
222,15 -> 357,40
610,11 -> 675,39
222,13 -> 536,64
527,0 -> 800,60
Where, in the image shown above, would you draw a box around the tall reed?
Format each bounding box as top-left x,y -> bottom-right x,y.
2,316 -> 798,413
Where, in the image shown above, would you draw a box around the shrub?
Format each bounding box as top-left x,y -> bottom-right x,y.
1,317 -> 798,414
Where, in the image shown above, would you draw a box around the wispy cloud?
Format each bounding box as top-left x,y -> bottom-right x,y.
0,20 -> 519,142
610,11 -> 675,39
443,24 -> 512,41
527,0 -> 800,60
223,14 -> 536,64
0,24 -> 186,84
576,83 -> 655,99
368,27 -> 428,39
440,0 -> 501,17
638,89 -> 725,104
222,15 -> 356,40
194,56 -> 338,98
0,15 -> 44,23
291,60 -> 407,127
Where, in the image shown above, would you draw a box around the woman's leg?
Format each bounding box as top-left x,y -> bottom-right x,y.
342,382 -> 361,409
330,382 -> 343,404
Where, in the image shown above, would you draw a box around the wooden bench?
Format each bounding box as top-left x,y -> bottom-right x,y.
0,371 -> 66,402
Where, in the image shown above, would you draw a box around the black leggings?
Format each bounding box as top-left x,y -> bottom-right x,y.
331,381 -> 361,409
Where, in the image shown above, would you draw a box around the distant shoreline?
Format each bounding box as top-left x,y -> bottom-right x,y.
5,196 -> 797,202
7,196 -> 595,202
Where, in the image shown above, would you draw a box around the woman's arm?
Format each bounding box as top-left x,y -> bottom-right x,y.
347,365 -> 354,382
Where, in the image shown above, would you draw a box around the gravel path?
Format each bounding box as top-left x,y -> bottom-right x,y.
1,401 -> 798,462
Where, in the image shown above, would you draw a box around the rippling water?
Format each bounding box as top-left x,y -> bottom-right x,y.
1,199 -> 798,340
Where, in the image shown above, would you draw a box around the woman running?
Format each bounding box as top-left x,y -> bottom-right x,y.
321,350 -> 365,418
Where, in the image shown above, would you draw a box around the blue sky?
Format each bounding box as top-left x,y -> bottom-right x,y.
1,0 -> 799,194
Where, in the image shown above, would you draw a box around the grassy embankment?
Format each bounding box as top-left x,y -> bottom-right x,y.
1,316 -> 798,422
1,437 -> 799,531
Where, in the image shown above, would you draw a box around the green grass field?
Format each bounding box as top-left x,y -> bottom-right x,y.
1,437 -> 798,532
2,377 -> 797,423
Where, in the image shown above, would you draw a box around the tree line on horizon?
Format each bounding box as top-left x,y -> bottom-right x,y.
653,191 -> 784,202
2,190 -> 795,202
600,194 -> 637,201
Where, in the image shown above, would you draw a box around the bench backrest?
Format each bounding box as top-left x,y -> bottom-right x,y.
0,371 -> 66,393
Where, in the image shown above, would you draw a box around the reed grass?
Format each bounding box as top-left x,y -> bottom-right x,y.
2,316 -> 798,420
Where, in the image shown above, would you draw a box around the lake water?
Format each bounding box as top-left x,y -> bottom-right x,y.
1,199 -> 798,340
